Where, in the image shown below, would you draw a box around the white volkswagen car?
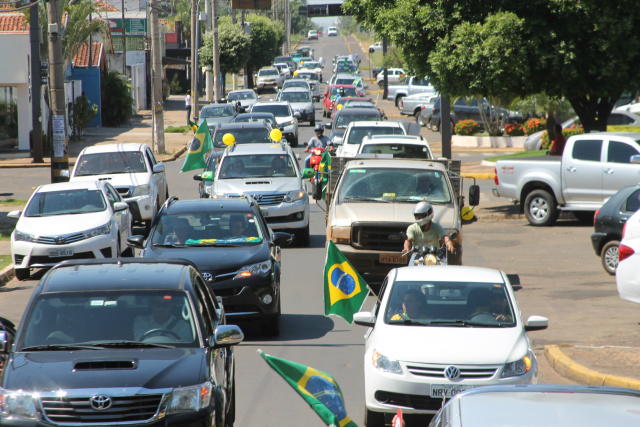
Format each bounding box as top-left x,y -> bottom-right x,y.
8,180 -> 132,281
353,266 -> 549,427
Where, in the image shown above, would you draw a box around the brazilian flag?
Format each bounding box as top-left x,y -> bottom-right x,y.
188,119 -> 198,133
180,121 -> 212,173
260,351 -> 358,427
324,240 -> 369,324
318,149 -> 331,200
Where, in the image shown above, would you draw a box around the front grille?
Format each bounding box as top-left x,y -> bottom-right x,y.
41,394 -> 163,424
255,194 -> 286,206
351,222 -> 410,251
406,364 -> 497,379
35,232 -> 85,245
378,391 -> 444,411
30,251 -> 95,264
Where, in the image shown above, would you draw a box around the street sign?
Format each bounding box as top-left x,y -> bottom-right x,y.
306,3 -> 349,17
231,0 -> 271,10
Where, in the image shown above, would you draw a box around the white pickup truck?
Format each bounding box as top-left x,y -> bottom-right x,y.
492,132 -> 640,226
386,76 -> 435,107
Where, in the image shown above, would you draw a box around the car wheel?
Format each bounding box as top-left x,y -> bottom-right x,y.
524,189 -> 559,226
291,136 -> 299,148
378,81 -> 384,89
296,224 -> 310,247
365,408 -> 385,427
395,95 -> 404,108
310,115 -> 315,126
601,240 -> 620,275
14,268 -> 30,281
431,120 -> 440,132
261,300 -> 281,337
415,111 -> 425,127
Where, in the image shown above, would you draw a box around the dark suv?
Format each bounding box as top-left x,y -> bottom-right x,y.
128,197 -> 293,336
0,258 -> 243,427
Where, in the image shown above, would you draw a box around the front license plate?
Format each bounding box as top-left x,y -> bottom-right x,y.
379,254 -> 408,264
429,384 -> 472,398
261,208 -> 269,217
49,248 -> 74,258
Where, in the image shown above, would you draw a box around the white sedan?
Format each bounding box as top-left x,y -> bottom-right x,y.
616,209 -> 640,303
9,180 -> 132,281
353,266 -> 549,427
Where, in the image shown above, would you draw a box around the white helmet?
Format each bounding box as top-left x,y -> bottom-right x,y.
413,201 -> 434,226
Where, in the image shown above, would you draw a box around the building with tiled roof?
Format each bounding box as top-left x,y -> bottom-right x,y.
94,0 -> 119,12
73,41 -> 104,68
0,13 -> 28,33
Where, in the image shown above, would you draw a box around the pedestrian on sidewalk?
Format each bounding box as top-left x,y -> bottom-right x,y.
185,92 -> 192,123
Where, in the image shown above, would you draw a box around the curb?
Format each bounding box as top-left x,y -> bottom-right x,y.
544,345 -> 640,390
461,172 -> 494,180
0,264 -> 14,286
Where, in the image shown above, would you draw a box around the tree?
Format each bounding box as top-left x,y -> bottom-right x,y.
245,14 -> 285,88
200,17 -> 251,91
343,0 -> 640,132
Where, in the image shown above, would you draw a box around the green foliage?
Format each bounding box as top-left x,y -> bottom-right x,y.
337,16 -> 360,35
245,14 -> 285,74
485,151 -> 548,162
169,74 -> 182,94
70,95 -> 98,138
102,73 -> 133,127
290,0 -> 315,35
509,94 -> 574,122
165,125 -> 191,134
541,128 -> 584,150
200,16 -> 251,75
454,120 -> 481,136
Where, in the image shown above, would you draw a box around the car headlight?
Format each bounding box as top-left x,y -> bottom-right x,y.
501,354 -> 533,377
284,191 -> 305,203
330,226 -> 351,245
282,120 -> 295,127
167,382 -> 212,414
84,222 -> 111,238
372,351 -> 402,374
234,261 -> 271,279
14,230 -> 37,242
132,184 -> 151,197
0,391 -> 38,419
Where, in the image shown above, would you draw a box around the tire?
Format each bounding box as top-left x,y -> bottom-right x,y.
14,268 -> 30,281
365,408 -> 385,427
296,224 -> 310,247
310,115 -> 315,127
431,120 -> 440,132
601,240 -> 620,275
415,111 -> 425,127
524,189 -> 559,226
395,95 -> 404,108
291,136 -> 299,148
378,81 -> 384,89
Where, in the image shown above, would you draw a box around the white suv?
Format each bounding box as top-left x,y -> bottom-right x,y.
204,143 -> 310,245
327,26 -> 338,36
336,121 -> 407,158
70,143 -> 169,231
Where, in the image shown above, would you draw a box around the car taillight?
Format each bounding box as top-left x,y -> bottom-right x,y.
619,244 -> 635,262
622,222 -> 627,238
494,167 -> 499,186
594,209 -> 600,224
420,105 -> 426,110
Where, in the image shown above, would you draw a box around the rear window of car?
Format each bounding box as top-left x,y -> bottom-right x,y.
76,151 -> 148,176
259,69 -> 278,76
361,143 -> 432,159
336,113 -> 380,129
252,104 -> 290,118
213,127 -> 271,147
346,126 -> 405,144
280,91 -> 311,103
201,105 -> 235,118
228,91 -> 255,101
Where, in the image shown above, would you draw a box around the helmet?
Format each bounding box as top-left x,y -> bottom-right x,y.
413,201 -> 434,226
314,124 -> 324,133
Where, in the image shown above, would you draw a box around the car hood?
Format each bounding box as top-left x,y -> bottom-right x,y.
71,172 -> 149,188
16,211 -> 112,236
338,144 -> 360,158
333,202 -> 456,229
371,324 -> 528,365
145,241 -> 269,271
3,349 -> 205,391
237,100 -> 257,108
214,177 -> 302,194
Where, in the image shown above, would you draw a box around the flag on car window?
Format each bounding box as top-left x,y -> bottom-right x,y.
180,121 -> 212,173
259,351 -> 358,427
318,150 -> 331,200
324,240 -> 368,324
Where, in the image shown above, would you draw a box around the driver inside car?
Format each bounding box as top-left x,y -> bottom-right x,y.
133,295 -> 192,342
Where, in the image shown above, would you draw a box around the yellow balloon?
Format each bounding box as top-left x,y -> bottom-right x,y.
336,104 -> 343,110
270,128 -> 283,142
222,133 -> 235,146
461,206 -> 475,221
300,61 -> 304,65
293,70 -> 298,76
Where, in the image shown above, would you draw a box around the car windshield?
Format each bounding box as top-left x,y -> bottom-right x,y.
335,113 -> 379,129
291,53 -> 303,59
361,143 -> 432,159
345,103 -> 375,109
346,126 -> 405,144
331,87 -> 358,98
75,151 -> 147,176
213,127 -> 271,147
275,56 -> 292,62
228,91 -> 256,101
151,211 -> 264,246
25,189 -> 107,217
259,69 -> 279,76
301,62 -> 319,69
201,105 -> 235,118
252,104 -> 290,118
337,168 -> 451,203
219,154 -> 297,180
383,281 -> 515,327
293,74 -> 318,82
285,80 -> 309,88
280,91 -> 311,103
336,78 -> 357,86
17,290 -> 199,350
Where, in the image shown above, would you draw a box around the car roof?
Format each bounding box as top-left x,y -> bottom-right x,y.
81,143 -> 147,154
165,197 -> 254,214
281,87 -> 310,93
362,136 -> 427,145
38,259 -> 199,293
336,108 -> 380,116
569,132 -> 640,139
347,121 -> 404,128
223,142 -> 291,157
253,101 -> 290,107
228,89 -> 255,94
235,112 -> 276,119
37,180 -> 103,193
394,265 -> 505,282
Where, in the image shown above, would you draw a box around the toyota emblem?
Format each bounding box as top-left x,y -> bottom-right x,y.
55,236 -> 66,244
90,395 -> 112,411
444,366 -> 461,380
253,194 -> 262,201
202,272 -> 213,281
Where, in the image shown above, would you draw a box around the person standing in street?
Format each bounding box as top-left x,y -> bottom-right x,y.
185,92 -> 192,123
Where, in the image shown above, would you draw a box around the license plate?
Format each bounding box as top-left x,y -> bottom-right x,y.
49,248 -> 74,258
429,384 -> 472,398
379,254 -> 408,264
261,208 -> 269,217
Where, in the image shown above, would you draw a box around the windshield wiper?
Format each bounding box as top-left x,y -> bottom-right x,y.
20,344 -> 102,351
389,319 -> 430,326
428,319 -> 504,327
343,196 -> 392,203
92,341 -> 175,349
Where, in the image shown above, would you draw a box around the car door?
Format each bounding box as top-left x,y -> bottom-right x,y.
602,138 -> 640,200
105,182 -> 132,245
146,147 -> 166,205
562,138 -> 604,205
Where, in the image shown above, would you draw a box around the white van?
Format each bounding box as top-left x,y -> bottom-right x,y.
327,26 -> 338,36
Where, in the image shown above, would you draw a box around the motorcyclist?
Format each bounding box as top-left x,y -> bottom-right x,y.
403,201 -> 454,257
304,124 -> 332,168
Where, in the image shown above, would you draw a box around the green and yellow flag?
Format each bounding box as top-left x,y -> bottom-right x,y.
180,121 -> 212,173
319,149 -> 331,200
188,119 -> 198,133
324,240 -> 369,324
259,351 -> 358,427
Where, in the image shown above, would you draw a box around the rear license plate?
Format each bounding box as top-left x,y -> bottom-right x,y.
49,248 -> 74,258
430,384 -> 472,398
379,254 -> 408,264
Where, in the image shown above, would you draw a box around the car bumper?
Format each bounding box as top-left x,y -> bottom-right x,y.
261,199 -> 309,231
617,248 -> 640,303
205,275 -> 279,322
257,81 -> 277,89
590,232 -> 607,255
12,235 -> 116,269
124,195 -> 154,221
295,110 -> 315,121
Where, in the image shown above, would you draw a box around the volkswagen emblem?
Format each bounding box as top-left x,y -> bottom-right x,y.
202,272 -> 213,281
55,236 -> 66,244
444,366 -> 461,380
252,194 -> 262,202
90,395 -> 112,411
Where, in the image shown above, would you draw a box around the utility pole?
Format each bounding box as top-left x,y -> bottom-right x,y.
47,0 -> 69,182
205,0 -> 213,102
121,0 -> 127,75
30,7 -> 43,163
150,0 -> 165,153
190,0 -> 197,120
212,0 -> 221,101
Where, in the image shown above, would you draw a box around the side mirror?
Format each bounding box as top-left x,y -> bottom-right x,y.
353,312 -> 375,327
153,163 -> 166,174
113,202 -> 129,212
449,231 -> 459,241
201,171 -> 215,182
212,325 -> 244,347
127,235 -> 145,249
294,112 -> 301,119
7,210 -> 21,219
302,168 -> 315,179
524,315 -> 549,332
193,173 -> 203,181
468,184 -> 480,206
272,231 -> 294,246
333,137 -> 342,145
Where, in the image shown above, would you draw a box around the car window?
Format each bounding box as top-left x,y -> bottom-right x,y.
259,69 -> 278,76
572,140 -> 602,162
625,189 -> 640,212
361,143 -> 432,159
281,91 -> 310,103
336,113 -> 379,129
76,151 -> 148,176
228,91 -> 255,101
219,154 -> 297,179
145,148 -> 157,167
150,212 -> 264,245
330,87 -> 358,97
213,127 -> 271,147
25,188 -> 107,216
201,106 -> 235,118
104,183 -> 121,204
607,140 -> 640,164
346,126 -> 405,144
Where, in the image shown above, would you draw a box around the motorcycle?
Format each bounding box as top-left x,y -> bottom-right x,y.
0,316 -> 16,372
309,146 -> 326,200
402,231 -> 458,266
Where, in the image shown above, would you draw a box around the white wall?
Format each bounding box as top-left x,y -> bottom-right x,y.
0,34 -> 31,150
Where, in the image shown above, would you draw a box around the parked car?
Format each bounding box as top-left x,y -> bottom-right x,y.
276,86 -> 315,126
226,89 -> 260,113
353,266 -> 548,425
357,135 -> 434,159
616,207 -> 640,303
335,121 -> 407,157
199,102 -> 238,128
250,101 -> 300,146
523,117 -> 579,151
369,41 -> 382,52
0,258 -> 244,427
9,180 -> 132,281
327,26 -> 338,36
428,385 -> 640,427
129,197 -> 293,335
256,67 -> 283,94
591,184 -> 640,275
71,143 -> 168,231
399,92 -> 439,120
322,84 -> 359,118
428,96 -> 505,132
307,30 -> 318,40
387,76 -> 434,107
376,68 -> 406,88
